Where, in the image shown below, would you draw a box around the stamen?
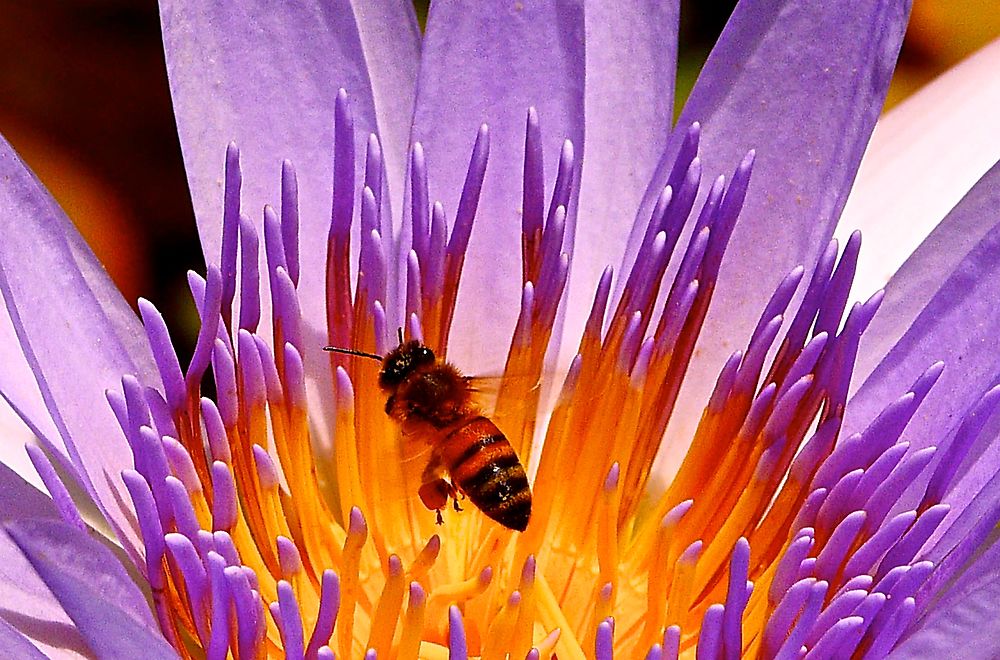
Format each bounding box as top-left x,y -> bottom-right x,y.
923,383 -> 1000,506
276,580 -> 305,659
441,124 -> 489,345
696,604 -> 725,659
813,510 -> 866,583
276,536 -> 302,580
768,530 -> 814,607
138,299 -> 185,414
187,265 -> 223,389
522,108 -> 544,283
449,605 -> 468,660
25,445 -> 86,532
211,338 -> 238,427
663,625 -> 681,660
238,214 -> 261,332
841,510 -> 916,579
205,552 -> 231,660
327,89 -> 355,353
201,398 -> 232,464
409,535 -> 441,579
861,597 -> 915,658
224,565 -> 256,656
367,555 -> 405,656
410,142 -> 430,268
209,461 -> 237,532
337,507 -> 367,660
220,142 -> 242,324
762,579 -> 826,658
305,570 -> 340,658
271,266 -> 304,353
280,160 -> 300,286
483,590 -> 522,660
879,504 -> 950,570
641,500 -> 693,650
665,540 -> 702,630
722,538 -> 751,657
121,469 -> 171,637
595,618 -> 614,660
861,447 -> 937,534
165,533 -> 209,641
512,555 -> 537,658
397,582 -> 426,660
855,444 -> 909,511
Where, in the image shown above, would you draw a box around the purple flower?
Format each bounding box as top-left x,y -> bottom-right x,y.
2,1 -> 1000,658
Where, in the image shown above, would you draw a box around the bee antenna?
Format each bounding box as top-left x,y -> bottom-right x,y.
397,327 -> 404,345
322,346 -> 383,362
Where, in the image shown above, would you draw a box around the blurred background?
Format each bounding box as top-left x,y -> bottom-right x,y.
0,0 -> 997,361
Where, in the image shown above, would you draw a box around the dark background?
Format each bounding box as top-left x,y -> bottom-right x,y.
0,0 -> 995,359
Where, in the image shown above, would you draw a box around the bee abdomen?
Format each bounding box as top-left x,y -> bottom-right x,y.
444,417 -> 532,532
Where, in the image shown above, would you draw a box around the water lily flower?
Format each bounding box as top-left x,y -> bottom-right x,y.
3,1 -> 1000,658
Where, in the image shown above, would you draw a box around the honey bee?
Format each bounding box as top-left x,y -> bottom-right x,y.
324,338 -> 532,531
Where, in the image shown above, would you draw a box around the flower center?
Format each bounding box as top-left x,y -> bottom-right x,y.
111,92 -> 962,659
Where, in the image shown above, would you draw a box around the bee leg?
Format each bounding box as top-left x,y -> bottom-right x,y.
441,479 -> 463,512
435,509 -> 444,526
419,479 -> 451,514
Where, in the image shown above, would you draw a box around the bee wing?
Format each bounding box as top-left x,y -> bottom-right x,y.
464,371 -> 545,415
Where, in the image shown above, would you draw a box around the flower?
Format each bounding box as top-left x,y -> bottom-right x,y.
2,1 -> 1000,658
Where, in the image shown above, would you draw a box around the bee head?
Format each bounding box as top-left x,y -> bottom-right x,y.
378,340 -> 436,391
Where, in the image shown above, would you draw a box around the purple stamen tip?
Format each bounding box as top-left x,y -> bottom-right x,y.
596,619 -> 614,660
349,506 -> 368,536
138,298 -> 186,412
448,605 -> 467,660
277,580 -> 305,659
604,463 -> 620,492
408,581 -> 425,607
663,626 -> 681,660
306,570 -> 340,658
521,555 -> 536,584
252,444 -> 280,491
277,536 -> 302,579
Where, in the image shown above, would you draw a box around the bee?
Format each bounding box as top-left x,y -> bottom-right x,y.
324,338 -> 532,531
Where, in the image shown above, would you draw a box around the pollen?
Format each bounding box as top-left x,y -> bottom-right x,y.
113,91 -> 985,659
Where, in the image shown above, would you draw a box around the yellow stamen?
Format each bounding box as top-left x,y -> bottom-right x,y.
397,582 -> 427,660
366,555 -> 406,655
665,540 -> 702,631
337,507 -> 367,660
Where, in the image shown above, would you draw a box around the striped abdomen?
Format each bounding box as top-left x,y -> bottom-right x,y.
439,416 -> 532,531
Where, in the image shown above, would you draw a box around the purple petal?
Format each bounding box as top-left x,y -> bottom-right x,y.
892,538 -> 1000,658
8,518 -> 174,658
649,0 -> 909,446
0,309 -> 60,465
160,0 -> 417,248
0,392 -> 47,493
159,0 -> 417,437
564,1 -> 679,363
0,134 -> 158,552
0,463 -> 90,657
839,39 -> 1000,300
0,614 -> 47,659
409,1 -> 584,371
846,161 -> 1000,467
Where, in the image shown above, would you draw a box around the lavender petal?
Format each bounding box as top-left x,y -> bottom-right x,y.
7,519 -> 174,658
